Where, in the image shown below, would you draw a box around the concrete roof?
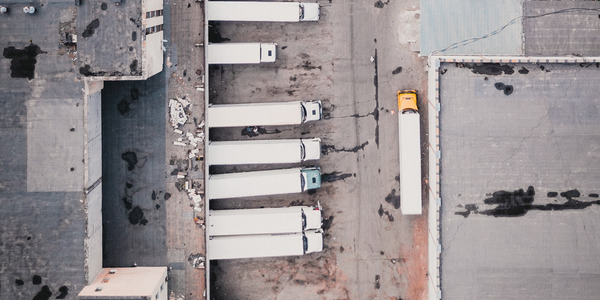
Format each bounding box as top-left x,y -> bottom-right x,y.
77,0 -> 145,77
524,0 -> 600,56
0,1 -> 88,298
439,62 -> 600,299
420,0 -> 523,55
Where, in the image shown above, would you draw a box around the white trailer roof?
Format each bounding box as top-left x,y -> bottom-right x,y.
207,139 -> 320,165
399,113 -> 422,215
207,168 -> 303,199
207,101 -> 303,128
208,233 -> 305,260
208,207 -> 306,236
207,1 -> 301,22
207,43 -> 261,64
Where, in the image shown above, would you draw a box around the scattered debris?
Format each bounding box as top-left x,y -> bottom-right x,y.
188,253 -> 206,269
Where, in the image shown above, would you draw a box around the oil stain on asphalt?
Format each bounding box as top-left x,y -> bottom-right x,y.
456,187 -> 600,218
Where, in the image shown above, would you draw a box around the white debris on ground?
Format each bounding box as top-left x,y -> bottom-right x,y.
188,253 -> 206,269
168,95 -> 206,226
169,97 -> 189,128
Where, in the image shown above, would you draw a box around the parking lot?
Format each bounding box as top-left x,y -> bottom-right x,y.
439,62 -> 600,299
207,1 -> 429,299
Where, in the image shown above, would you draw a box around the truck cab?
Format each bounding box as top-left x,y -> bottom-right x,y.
299,3 -> 320,21
302,202 -> 323,230
301,167 -> 322,190
301,100 -> 322,122
303,230 -> 324,254
397,90 -> 418,113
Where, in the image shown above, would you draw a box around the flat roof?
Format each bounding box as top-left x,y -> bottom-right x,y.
0,2 -> 88,297
79,267 -> 167,297
77,0 -> 144,77
439,62 -> 600,299
421,0 -> 523,55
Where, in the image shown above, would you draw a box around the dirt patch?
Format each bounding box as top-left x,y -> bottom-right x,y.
398,214 -> 428,299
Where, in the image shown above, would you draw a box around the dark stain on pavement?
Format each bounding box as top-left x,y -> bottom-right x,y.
128,206 -> 148,225
385,189 -> 400,209
322,216 -> 334,231
518,67 -> 529,74
164,192 -> 171,200
121,151 -> 138,171
15,279 -> 24,286
151,190 -> 156,200
32,285 -> 52,300
462,63 -> 515,75
373,48 -> 380,147
321,141 -> 368,155
392,66 -> 403,75
122,197 -> 132,210
56,286 -> 69,299
456,187 -> 600,217
32,275 -> 42,285
374,0 -> 389,8
3,44 -> 45,80
322,172 -> 354,182
547,191 -> 558,197
117,99 -> 130,115
82,18 -> 100,38
375,275 -> 381,289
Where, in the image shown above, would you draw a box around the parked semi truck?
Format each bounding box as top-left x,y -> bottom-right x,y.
207,230 -> 324,260
206,1 -> 320,22
208,204 -> 322,236
207,167 -> 321,200
207,42 -> 277,64
207,138 -> 321,165
397,90 -> 422,215
207,101 -> 322,128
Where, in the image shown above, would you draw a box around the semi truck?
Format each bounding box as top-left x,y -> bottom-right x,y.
207,138 -> 321,165
207,42 -> 277,64
206,1 -> 320,22
207,167 -> 321,200
208,204 -> 322,236
207,230 -> 324,260
397,90 -> 422,215
207,101 -> 322,128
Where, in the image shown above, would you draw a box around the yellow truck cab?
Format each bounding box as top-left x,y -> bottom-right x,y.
397,90 -> 418,113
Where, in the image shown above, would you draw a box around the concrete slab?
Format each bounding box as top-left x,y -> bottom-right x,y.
421,0 -> 523,55
439,62 -> 600,299
524,0 -> 600,56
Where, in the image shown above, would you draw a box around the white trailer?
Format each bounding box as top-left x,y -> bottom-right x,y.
397,90 -> 422,215
206,1 -> 320,22
207,101 -> 322,128
207,138 -> 321,165
207,167 -> 321,200
207,42 -> 277,64
207,230 -> 323,260
208,204 -> 322,236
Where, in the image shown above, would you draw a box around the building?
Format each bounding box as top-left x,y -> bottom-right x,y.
78,267 -> 168,300
0,0 -> 163,296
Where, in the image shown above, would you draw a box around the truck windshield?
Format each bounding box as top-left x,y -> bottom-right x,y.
299,4 -> 304,19
300,141 -> 306,160
301,210 -> 307,230
303,235 -> 308,253
300,173 -> 306,191
300,104 -> 307,122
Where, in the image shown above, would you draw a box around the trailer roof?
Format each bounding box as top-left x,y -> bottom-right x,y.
208,139 -> 305,165
207,101 -> 303,128
208,168 -> 303,199
207,43 -> 262,64
399,113 -> 422,215
207,1 -> 301,22
208,233 -> 304,260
